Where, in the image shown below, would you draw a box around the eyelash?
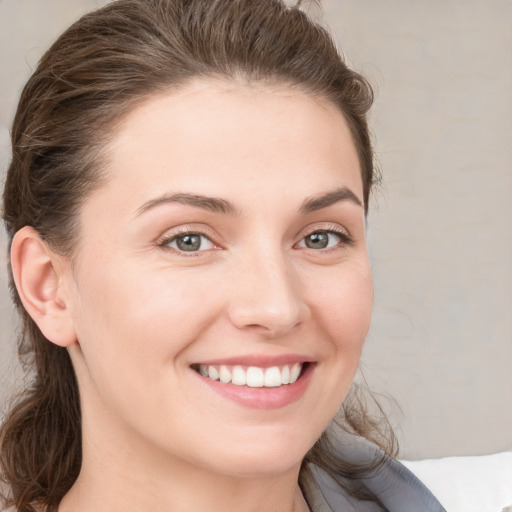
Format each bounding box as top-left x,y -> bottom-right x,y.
297,226 -> 354,251
158,225 -> 353,256
158,228 -> 219,257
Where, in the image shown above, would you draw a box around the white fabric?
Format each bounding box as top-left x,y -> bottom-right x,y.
401,452 -> 512,512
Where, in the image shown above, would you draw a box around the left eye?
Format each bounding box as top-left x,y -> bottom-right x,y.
296,230 -> 343,250
164,233 -> 215,252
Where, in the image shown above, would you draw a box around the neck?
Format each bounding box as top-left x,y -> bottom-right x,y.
60,455 -> 309,512
58,408 -> 310,512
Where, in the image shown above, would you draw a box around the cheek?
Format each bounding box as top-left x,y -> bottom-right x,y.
296,261 -> 372,431
68,264 -> 227,434
73,263 -> 221,358
307,261 -> 373,354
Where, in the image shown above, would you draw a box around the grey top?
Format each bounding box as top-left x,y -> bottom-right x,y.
301,429 -> 447,512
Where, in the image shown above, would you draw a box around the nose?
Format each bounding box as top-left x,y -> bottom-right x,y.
226,249 -> 311,337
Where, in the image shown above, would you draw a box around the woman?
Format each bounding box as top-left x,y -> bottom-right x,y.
0,1 -> 446,511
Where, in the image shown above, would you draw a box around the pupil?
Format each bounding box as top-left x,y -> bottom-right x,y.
306,232 -> 328,249
177,234 -> 201,251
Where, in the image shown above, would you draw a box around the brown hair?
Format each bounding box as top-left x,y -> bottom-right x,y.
1,1 -> 393,510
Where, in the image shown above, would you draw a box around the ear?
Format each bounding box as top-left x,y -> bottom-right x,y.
10,226 -> 77,347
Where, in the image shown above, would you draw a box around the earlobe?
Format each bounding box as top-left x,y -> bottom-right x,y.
11,226 -> 77,347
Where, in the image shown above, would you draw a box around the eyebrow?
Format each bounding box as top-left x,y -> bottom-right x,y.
299,187 -> 363,213
135,186 -> 362,218
136,192 -> 240,217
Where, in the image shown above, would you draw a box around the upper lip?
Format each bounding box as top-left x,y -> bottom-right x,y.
191,354 -> 316,368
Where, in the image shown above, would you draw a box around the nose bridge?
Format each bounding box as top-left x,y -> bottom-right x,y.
227,242 -> 309,335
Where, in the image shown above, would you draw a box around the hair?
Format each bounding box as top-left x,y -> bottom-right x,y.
0,1 -> 394,510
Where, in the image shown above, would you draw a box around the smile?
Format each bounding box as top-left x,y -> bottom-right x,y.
190,356 -> 315,409
194,363 -> 304,388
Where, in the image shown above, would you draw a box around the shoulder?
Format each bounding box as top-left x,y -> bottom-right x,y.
308,457 -> 447,512
304,431 -> 447,512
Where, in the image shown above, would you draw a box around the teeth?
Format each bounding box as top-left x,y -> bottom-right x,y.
290,363 -> 302,384
246,367 -> 264,387
208,366 -> 219,380
281,365 -> 290,384
231,366 -> 246,385
196,363 -> 305,387
264,366 -> 282,387
219,365 -> 232,384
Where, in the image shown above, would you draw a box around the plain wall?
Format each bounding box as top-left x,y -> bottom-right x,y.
1,0 -> 511,460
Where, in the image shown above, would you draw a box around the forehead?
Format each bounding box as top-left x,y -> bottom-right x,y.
89,80 -> 363,215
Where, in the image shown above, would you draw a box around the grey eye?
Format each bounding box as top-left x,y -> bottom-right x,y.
298,230 -> 342,250
305,231 -> 329,249
176,234 -> 201,251
167,233 -> 214,252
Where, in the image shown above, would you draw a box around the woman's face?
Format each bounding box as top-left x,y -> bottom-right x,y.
64,81 -> 373,477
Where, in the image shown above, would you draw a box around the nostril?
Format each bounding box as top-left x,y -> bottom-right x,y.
233,319 -> 302,337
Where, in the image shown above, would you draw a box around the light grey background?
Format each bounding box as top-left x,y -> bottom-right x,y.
1,0 -> 511,460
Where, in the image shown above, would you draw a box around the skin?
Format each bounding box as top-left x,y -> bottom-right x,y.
13,81 -> 373,512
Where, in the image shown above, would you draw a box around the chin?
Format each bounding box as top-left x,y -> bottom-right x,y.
195,428 -> 318,479
210,451 -> 304,479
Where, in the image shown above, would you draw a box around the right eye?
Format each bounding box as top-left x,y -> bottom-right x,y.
161,232 -> 216,253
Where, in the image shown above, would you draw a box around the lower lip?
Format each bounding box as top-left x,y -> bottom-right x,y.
193,363 -> 315,410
